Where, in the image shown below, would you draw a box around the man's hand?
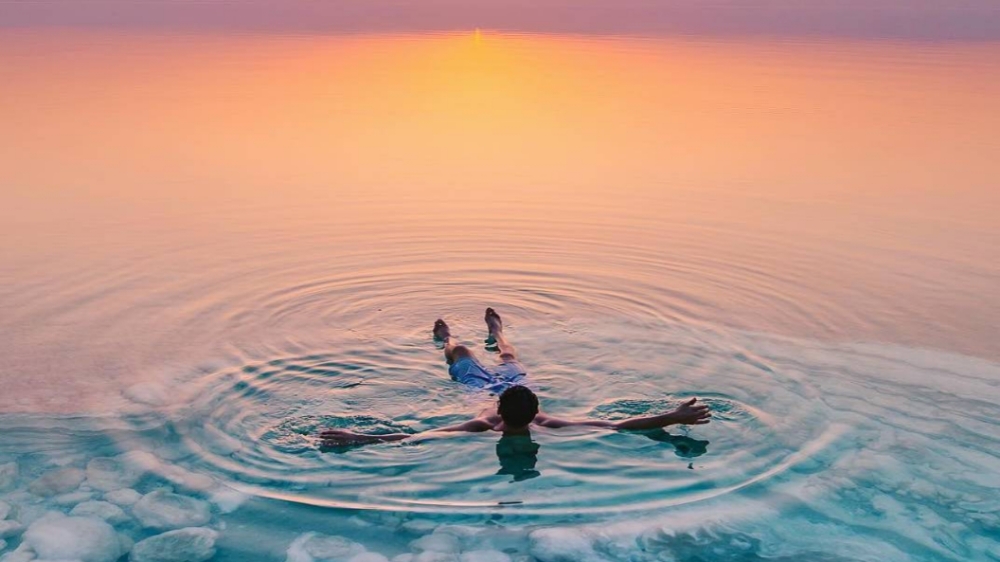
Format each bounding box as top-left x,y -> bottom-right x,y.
609,397 -> 712,430
669,398 -> 711,425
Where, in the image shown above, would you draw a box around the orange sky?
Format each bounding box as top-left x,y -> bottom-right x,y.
2,31 -> 998,215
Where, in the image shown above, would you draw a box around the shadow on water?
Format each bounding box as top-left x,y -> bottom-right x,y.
641,430 -> 711,459
494,430 -> 709,482
495,434 -> 541,482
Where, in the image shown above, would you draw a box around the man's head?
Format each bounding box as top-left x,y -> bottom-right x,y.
497,385 -> 539,429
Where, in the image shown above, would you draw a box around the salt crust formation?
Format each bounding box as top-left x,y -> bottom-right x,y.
0,455 -> 225,562
284,528 -> 523,562
132,491 -> 212,530
130,527 -> 219,562
22,512 -> 124,562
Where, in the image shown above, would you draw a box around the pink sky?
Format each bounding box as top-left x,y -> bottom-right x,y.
2,0 -> 998,41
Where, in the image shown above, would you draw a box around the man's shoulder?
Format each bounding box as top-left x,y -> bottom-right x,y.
531,412 -> 554,425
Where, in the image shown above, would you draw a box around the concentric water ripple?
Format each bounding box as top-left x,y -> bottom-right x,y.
5,311 -> 995,562
98,317 -> 844,519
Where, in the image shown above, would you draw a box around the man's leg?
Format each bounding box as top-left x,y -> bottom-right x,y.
485,307 -> 517,362
434,319 -> 472,365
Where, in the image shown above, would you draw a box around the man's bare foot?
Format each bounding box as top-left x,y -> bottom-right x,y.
485,307 -> 503,336
433,319 -> 451,341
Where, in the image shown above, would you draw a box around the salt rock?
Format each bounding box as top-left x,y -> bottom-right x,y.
0,501 -> 11,520
52,492 -> 95,507
129,527 -> 218,562
400,520 -> 436,534
28,468 -> 85,497
104,489 -> 142,507
286,533 -> 366,562
116,451 -> 162,474
347,554 -> 390,562
10,503 -> 47,527
0,520 -> 24,539
208,487 -> 248,514
0,542 -> 34,562
1,491 -> 32,504
115,452 -> 215,494
459,551 -> 512,562
433,526 -> 481,540
70,501 -> 130,525
23,513 -> 123,562
528,527 -> 606,562
86,458 -> 142,492
159,467 -> 215,494
0,463 -> 17,493
0,539 -> 6,551
132,491 -> 211,530
409,533 -> 459,554
413,553 -> 458,562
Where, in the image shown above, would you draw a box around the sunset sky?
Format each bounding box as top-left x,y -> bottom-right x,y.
3,0 -> 999,41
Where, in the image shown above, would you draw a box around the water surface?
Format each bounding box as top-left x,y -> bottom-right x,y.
1,31 -> 999,562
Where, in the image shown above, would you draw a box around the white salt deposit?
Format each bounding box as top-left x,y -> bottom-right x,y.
51,492 -> 94,507
115,453 -> 214,494
0,521 -> 23,539
346,554 -> 391,562
129,527 -> 218,562
23,513 -> 123,562
132,491 -> 211,530
409,533 -> 460,554
528,528 -> 604,562
0,543 -> 34,562
459,550 -> 512,562
69,501 -> 130,525
207,486 -> 248,514
104,489 -> 141,507
400,520 -> 436,534
286,533 -> 367,562
0,464 -> 17,493
85,457 -> 143,492
411,552 -> 459,562
28,469 -> 85,497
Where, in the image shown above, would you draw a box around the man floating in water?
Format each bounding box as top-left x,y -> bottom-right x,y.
319,308 -> 711,447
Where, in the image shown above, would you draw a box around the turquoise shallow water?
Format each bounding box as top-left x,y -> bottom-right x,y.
2,318 -> 999,561
2,30 -> 1000,562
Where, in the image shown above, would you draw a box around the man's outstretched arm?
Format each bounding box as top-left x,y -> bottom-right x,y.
535,398 -> 711,430
318,417 -> 493,447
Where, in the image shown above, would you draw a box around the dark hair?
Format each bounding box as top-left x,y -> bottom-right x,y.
497,385 -> 539,428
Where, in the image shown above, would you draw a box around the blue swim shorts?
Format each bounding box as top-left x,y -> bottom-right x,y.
449,356 -> 527,393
